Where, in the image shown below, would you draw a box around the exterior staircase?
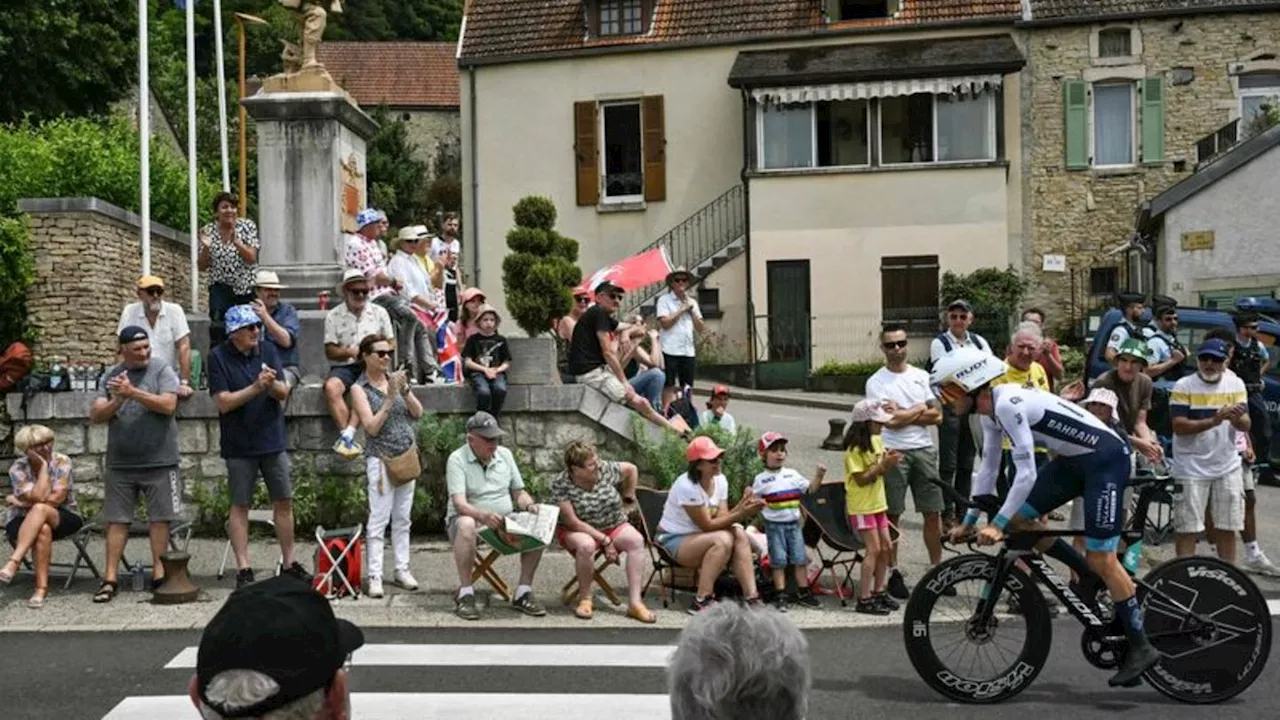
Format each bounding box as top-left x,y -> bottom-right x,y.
621,184 -> 746,317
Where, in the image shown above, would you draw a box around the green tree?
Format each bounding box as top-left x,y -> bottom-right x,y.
0,0 -> 138,124
940,267 -> 1029,353
501,197 -> 582,337
365,106 -> 430,228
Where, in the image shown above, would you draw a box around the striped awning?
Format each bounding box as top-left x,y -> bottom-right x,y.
750,75 -> 1003,105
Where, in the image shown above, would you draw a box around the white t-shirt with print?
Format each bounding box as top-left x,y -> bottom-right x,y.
656,291 -> 701,357
864,365 -> 934,450
658,472 -> 728,535
117,301 -> 191,376
751,467 -> 810,523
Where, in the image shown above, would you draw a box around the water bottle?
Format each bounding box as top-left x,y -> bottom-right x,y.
48,358 -> 65,391
1122,541 -> 1143,575
131,565 -> 146,592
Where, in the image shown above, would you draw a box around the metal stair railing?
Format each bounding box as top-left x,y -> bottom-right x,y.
620,185 -> 745,314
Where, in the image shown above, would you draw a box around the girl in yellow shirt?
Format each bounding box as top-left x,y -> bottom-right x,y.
844,399 -> 903,615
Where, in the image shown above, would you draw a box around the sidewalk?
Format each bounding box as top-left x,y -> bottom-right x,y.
691,383 -> 859,411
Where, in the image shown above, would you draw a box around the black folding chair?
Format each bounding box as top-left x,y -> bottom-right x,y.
636,487 -> 699,608
2,477 -> 101,590
800,484 -> 865,607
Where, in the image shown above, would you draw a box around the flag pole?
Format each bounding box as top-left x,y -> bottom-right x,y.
213,0 -> 231,192
186,0 -> 199,312
139,0 -> 151,275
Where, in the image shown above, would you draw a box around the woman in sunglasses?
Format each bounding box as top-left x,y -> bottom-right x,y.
553,289 -> 592,384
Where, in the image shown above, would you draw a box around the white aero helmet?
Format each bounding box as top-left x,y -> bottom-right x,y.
930,347 -> 1006,403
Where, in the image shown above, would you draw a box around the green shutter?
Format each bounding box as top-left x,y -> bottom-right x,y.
1141,76 -> 1166,165
1063,79 -> 1089,169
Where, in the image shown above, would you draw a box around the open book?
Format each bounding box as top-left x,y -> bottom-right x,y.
477,504 -> 561,555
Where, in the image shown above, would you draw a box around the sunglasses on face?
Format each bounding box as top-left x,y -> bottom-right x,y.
143,287 -> 164,297
575,296 -> 590,304
370,349 -> 393,358
882,340 -> 908,350
1243,325 -> 1259,331
348,288 -> 369,297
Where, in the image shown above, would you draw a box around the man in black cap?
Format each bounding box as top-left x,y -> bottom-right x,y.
1104,292 -> 1147,364
189,574 -> 363,719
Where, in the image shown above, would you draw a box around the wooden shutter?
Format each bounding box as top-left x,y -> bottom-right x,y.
1063,79 -> 1089,169
1141,76 -> 1166,166
642,95 -> 666,202
574,101 -> 599,206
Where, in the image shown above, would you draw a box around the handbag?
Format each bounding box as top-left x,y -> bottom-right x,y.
383,444 -> 421,486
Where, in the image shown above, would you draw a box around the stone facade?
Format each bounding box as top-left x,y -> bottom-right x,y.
1021,12 -> 1280,331
18,197 -> 209,365
400,108 -> 462,182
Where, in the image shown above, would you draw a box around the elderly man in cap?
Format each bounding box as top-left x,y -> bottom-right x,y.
189,574 -> 363,720
1105,292 -> 1148,364
250,270 -> 302,389
656,266 -> 706,393
570,278 -> 687,435
88,326 -> 183,603
929,299 -> 989,527
445,411 -> 547,621
209,305 -> 307,588
117,274 -> 194,398
324,269 -> 396,457
1170,338 -> 1250,562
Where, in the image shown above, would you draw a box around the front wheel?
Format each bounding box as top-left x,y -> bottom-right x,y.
903,554 -> 1053,703
1140,556 -> 1272,703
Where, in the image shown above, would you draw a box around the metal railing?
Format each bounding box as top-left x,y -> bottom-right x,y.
1195,118 -> 1239,168
622,185 -> 745,313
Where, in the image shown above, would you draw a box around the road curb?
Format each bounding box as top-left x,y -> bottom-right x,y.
691,386 -> 854,412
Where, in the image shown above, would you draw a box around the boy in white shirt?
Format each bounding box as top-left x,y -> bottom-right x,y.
751,432 -> 826,612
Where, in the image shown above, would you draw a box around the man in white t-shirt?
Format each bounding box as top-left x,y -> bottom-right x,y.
430,213 -> 462,263
1170,338 -> 1250,563
656,266 -> 705,392
117,275 -> 194,399
864,323 -> 945,600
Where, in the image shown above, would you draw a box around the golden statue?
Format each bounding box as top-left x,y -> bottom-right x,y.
263,0 -> 348,93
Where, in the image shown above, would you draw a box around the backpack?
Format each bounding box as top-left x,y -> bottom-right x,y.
925,332 -> 989,373
0,342 -> 33,393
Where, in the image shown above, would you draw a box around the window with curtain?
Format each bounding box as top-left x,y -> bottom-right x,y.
1240,72 -> 1280,132
1098,28 -> 1133,58
760,102 -> 813,169
1093,83 -> 1134,166
880,93 -> 935,164
936,93 -> 992,161
601,102 -> 644,199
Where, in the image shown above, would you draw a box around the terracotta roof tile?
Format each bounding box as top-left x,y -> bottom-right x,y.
1029,0 -> 1280,22
316,42 -> 460,108
897,0 -> 1021,22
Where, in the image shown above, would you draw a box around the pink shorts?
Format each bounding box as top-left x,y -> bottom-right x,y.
555,523 -> 629,550
850,512 -> 889,531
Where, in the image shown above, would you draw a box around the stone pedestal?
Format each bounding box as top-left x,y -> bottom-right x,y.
242,91 -> 378,309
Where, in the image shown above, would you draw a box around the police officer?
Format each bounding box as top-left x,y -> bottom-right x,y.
1143,304 -> 1187,381
1230,311 -> 1272,465
1105,292 -> 1147,365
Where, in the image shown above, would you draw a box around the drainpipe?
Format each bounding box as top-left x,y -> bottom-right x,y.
740,89 -> 756,388
469,67 -> 481,289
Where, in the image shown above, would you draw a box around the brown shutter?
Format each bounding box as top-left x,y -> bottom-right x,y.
642,95 -> 666,202
574,101 -> 599,206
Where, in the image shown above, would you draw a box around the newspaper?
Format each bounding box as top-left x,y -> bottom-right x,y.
477,504 -> 561,555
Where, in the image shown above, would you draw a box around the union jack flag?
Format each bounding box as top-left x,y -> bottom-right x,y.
411,306 -> 464,384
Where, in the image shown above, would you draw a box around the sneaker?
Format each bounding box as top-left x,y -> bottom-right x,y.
282,562 -> 312,582
393,569 -> 420,590
235,568 -> 255,589
794,588 -> 822,609
332,435 -> 363,459
1244,552 -> 1280,578
887,570 -> 910,600
512,591 -> 547,617
874,592 -> 900,612
773,595 -> 789,613
367,576 -> 385,599
455,592 -> 480,621
856,596 -> 891,615
1108,640 -> 1160,687
687,595 -> 716,615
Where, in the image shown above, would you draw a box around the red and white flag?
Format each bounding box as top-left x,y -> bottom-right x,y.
576,247 -> 673,296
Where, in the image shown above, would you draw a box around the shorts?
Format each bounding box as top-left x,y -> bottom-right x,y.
764,520 -> 807,566
885,446 -> 944,516
849,511 -> 889,531
654,531 -> 691,558
326,363 -> 363,389
1021,444 -> 1130,552
1173,468 -> 1245,534
1243,462 -> 1258,492
6,507 -> 84,546
104,466 -> 184,524
226,452 -> 292,506
663,354 -> 696,389
555,522 -> 629,550
282,366 -> 303,388
577,366 -> 629,404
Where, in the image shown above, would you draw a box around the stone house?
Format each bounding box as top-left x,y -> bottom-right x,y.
459,0 -> 1030,380
317,42 -> 462,182
1018,0 -> 1280,332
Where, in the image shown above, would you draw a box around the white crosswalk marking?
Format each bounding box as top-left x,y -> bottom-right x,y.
1269,598 -> 1280,616
105,643 -> 675,720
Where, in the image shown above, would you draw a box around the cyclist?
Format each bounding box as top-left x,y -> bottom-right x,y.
931,348 -> 1160,687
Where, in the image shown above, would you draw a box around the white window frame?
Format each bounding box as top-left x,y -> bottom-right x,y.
877,91 -> 997,167
599,0 -> 644,36
1239,75 -> 1280,125
1088,81 -> 1137,169
598,100 -> 645,204
754,100 -> 872,172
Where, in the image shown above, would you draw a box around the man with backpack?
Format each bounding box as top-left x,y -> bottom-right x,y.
929,299 -> 989,528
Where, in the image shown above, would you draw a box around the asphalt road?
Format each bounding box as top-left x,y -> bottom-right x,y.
728,398 -> 850,475
8,621 -> 1278,720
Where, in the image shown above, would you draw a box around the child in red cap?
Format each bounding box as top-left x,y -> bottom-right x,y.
699,385 -> 737,434
751,432 -> 826,611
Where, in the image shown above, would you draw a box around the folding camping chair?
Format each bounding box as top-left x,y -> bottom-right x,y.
636,487 -> 699,608
314,525 -> 363,600
559,547 -> 622,606
1,476 -> 102,590
216,509 -> 284,580
799,484 -> 865,607
471,547 -> 513,601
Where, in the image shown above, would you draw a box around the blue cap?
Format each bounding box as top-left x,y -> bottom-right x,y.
1197,338 -> 1230,360
225,305 -> 261,335
118,325 -> 149,345
356,208 -> 385,229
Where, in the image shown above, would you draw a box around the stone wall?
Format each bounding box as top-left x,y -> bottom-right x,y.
401,108 -> 461,182
1022,12 -> 1280,331
18,197 -> 210,364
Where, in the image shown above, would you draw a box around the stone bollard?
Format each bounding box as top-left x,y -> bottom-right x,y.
821,418 -> 847,450
152,551 -> 200,604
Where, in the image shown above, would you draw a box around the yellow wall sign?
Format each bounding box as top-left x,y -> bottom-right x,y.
1180,231 -> 1215,251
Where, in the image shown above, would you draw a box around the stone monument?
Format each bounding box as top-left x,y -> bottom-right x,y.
242,0 -> 376,309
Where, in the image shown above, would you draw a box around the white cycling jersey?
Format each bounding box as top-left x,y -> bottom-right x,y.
971,385 -> 1127,527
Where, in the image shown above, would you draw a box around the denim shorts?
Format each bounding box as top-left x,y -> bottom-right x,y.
654,531 -> 690,558
764,520 -> 807,566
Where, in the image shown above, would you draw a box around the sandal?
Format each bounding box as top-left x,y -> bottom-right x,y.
0,558 -> 18,585
574,597 -> 594,620
92,581 -> 118,604
626,603 -> 657,624
27,589 -> 47,610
